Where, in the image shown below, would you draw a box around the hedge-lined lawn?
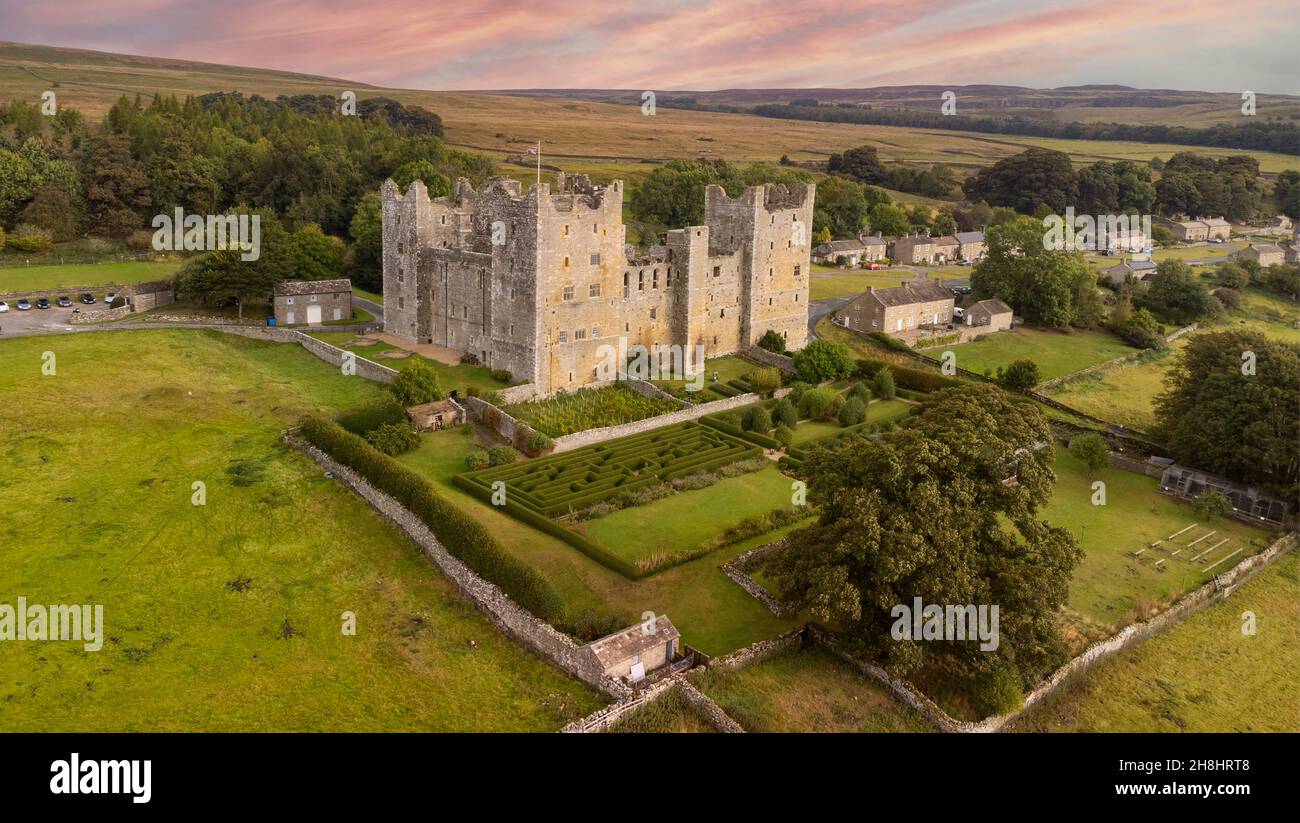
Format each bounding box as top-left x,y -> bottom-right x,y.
1008,550 -> 1299,733
307,331 -> 508,394
787,398 -> 913,445
0,329 -> 604,731
1043,451 -> 1278,641
690,648 -> 930,732
398,427 -> 799,655
503,384 -> 682,437
1044,344 -> 1183,431
0,260 -> 182,294
923,327 -> 1136,382
582,463 -> 797,564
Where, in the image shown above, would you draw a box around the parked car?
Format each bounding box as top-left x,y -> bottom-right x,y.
103,293 -> 119,306
79,293 -> 96,304
865,262 -> 883,270
57,295 -> 72,307
953,306 -> 966,320
35,298 -> 51,310
16,299 -> 31,311
0,301 -> 8,313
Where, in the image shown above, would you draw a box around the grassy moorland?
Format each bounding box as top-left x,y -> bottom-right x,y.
1008,550 -> 1300,733
396,425 -> 799,655
690,648 -> 930,732
0,260 -> 181,293
0,329 -> 604,730
923,326 -> 1137,382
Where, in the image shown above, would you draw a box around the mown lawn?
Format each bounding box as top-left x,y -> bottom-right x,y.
924,326 -> 1136,382
307,331 -> 508,394
690,648 -> 931,732
787,398 -> 912,445
1008,550 -> 1300,733
581,463 -> 797,564
0,329 -> 604,731
0,260 -> 181,293
397,426 -> 799,655
1043,451 -> 1279,640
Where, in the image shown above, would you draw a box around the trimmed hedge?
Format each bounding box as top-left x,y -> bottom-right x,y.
854,356 -> 961,393
298,416 -> 564,620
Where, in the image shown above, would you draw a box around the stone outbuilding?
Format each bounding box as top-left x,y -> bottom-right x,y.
1235,243 -> 1286,267
584,615 -> 681,683
1103,259 -> 1158,286
964,298 -> 1014,332
406,398 -> 466,431
273,278 -> 353,326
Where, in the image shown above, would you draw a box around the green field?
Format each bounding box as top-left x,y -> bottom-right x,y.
582,463 -> 796,564
307,331 -> 509,394
0,261 -> 181,293
1043,451 -> 1278,641
809,268 -> 956,302
398,426 -> 798,655
690,648 -> 930,732
925,326 -> 1137,382
1009,550 -> 1300,733
605,686 -> 718,733
1043,343 -> 1181,432
0,329 -> 604,730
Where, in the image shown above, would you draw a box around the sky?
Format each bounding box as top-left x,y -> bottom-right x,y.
1,0 -> 1297,94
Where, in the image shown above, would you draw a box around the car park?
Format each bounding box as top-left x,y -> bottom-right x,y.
57,295 -> 72,307
35,298 -> 51,309
80,293 -> 96,304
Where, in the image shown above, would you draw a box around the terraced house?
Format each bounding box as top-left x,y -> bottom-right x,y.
382,174 -> 814,395
836,281 -> 955,339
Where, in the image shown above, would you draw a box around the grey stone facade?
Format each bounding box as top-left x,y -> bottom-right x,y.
382,173 -> 814,395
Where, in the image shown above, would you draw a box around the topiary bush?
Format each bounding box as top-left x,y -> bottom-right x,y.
742,405 -> 773,433
838,396 -> 867,427
871,367 -> 896,400
798,386 -> 842,421
774,424 -> 794,447
464,448 -> 491,470
389,358 -> 442,406
487,444 -> 518,466
848,381 -> 872,404
772,397 -> 799,428
757,329 -> 787,354
792,339 -> 854,384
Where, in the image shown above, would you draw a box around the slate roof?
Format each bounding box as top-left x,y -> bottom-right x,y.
274,278 -> 352,296
972,298 -> 1013,315
587,616 -> 679,669
955,231 -> 985,244
867,281 -> 954,307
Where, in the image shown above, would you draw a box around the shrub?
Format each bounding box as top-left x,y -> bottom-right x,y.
742,405 -> 773,433
524,429 -> 552,454
798,386 -> 841,421
109,295 -> 127,309
464,449 -> 491,470
5,224 -> 52,253
871,367 -> 896,400
389,359 -> 442,406
867,331 -> 912,353
337,396 -> 408,436
774,424 -> 794,447
1000,359 -> 1040,391
757,329 -> 787,354
854,357 -> 958,393
459,352 -> 480,366
364,422 -> 421,455
848,381 -> 872,403
792,339 -> 854,383
299,416 -> 563,619
490,368 -> 512,383
1068,432 -> 1110,472
972,665 -> 1024,717
772,397 -> 799,428
1192,491 -> 1232,521
487,444 -> 518,466
787,381 -> 810,405
839,396 -> 867,427
746,367 -> 782,396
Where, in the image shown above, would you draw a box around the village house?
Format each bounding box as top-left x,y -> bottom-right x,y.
955,230 -> 986,261
1234,243 -> 1286,267
1103,259 -> 1158,287
963,298 -> 1014,332
584,615 -> 681,683
931,235 -> 960,263
274,279 -> 353,326
1201,217 -> 1232,241
406,397 -> 466,431
889,234 -> 937,264
812,237 -> 884,267
1157,216 -> 1230,243
836,281 -> 954,337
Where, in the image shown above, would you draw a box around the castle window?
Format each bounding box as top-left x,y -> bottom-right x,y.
286,297 -> 294,305
562,285 -> 575,301
768,298 -> 773,306
463,306 -> 468,318
509,324 -> 515,335
398,297 -> 405,309
712,266 -> 721,277
650,308 -> 657,319
624,323 -> 630,332
558,330 -> 568,343
795,294 -> 800,302
589,283 -> 601,298
794,265 -> 801,276
638,271 -> 645,291
652,270 -> 659,288
574,328 -> 587,340
593,223 -> 598,233
770,241 -> 774,250
720,308 -> 725,318
397,242 -> 404,254
511,288 -> 517,299
623,272 -> 630,298
592,326 -> 600,338
590,253 -> 600,265
563,225 -> 570,236
769,268 -> 774,277
563,256 -> 570,268
666,270 -> 672,287
441,215 -> 446,225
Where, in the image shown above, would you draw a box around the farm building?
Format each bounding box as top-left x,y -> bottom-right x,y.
1158,464 -> 1289,526
584,615 -> 681,683
1234,243 -> 1286,267
406,398 -> 466,431
274,279 -> 353,326
963,298 -> 1014,332
1103,259 -> 1158,286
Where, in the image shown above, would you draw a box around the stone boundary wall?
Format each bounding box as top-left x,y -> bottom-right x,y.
293,332 -> 397,383
286,433 -> 630,702
675,679 -> 746,733
708,625 -> 805,671
69,305 -> 133,324
550,391 -> 766,453
718,537 -> 790,618
741,345 -> 796,375
460,394 -> 549,454
494,382 -> 541,404
1035,323 -> 1195,392
559,677 -> 677,733
622,376 -> 687,405
1108,452 -> 1165,478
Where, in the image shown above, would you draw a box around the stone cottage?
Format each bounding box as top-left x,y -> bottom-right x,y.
584,615 -> 681,683
274,279 -> 353,326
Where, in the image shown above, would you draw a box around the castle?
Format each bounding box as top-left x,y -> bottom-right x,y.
381,173 -> 814,395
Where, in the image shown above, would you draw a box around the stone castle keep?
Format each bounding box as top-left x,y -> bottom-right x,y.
381,173 -> 814,395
